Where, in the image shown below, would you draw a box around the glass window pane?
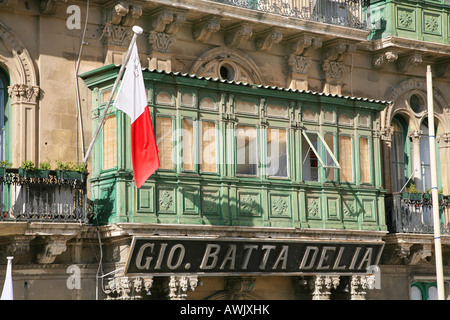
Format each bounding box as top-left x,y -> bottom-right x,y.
302,133 -> 319,181
325,134 -> 335,180
156,116 -> 173,170
428,286 -> 438,300
360,137 -> 370,183
339,135 -> 353,182
102,115 -> 117,170
236,125 -> 258,176
391,118 -> 407,192
201,121 -> 217,172
182,118 -> 194,171
411,286 -> 422,300
267,128 -> 288,177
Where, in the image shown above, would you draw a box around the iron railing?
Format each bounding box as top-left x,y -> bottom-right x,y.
213,0 -> 369,29
0,168 -> 88,223
385,193 -> 450,235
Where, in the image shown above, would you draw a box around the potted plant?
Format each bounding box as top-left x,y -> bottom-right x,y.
19,160 -> 50,179
56,161 -> 87,181
407,183 -> 421,201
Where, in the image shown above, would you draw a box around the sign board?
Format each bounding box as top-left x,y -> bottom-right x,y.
124,237 -> 384,276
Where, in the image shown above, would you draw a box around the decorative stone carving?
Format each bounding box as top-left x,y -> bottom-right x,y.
226,277 -> 256,300
193,16 -> 221,42
148,31 -> 176,53
324,41 -> 355,62
322,60 -> 343,79
8,84 -> 40,103
372,51 -> 398,69
36,236 -> 69,264
408,129 -> 423,141
285,55 -> 311,75
287,34 -> 322,56
102,21 -> 133,46
148,8 -> 186,53
0,0 -> 18,9
40,0 -> 67,15
397,52 -> 422,73
168,276 -> 198,300
225,23 -> 253,48
312,275 -> 340,300
350,275 -> 374,300
105,275 -> 153,300
255,28 -> 283,52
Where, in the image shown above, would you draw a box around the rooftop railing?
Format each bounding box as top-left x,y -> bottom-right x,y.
0,168 -> 89,223
214,0 -> 369,29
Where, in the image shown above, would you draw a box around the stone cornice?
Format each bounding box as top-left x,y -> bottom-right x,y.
99,223 -> 388,243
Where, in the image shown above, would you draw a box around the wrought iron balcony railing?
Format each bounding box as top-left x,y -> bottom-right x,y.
213,0 -> 369,29
0,168 -> 88,223
385,193 -> 450,235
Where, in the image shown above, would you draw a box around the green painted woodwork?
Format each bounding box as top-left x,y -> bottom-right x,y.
369,0 -> 450,44
81,66 -> 388,231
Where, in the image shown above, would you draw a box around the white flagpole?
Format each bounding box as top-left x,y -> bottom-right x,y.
1,256 -> 14,300
83,25 -> 143,164
426,65 -> 445,300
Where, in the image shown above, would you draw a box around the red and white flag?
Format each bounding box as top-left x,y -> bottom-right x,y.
113,43 -> 159,188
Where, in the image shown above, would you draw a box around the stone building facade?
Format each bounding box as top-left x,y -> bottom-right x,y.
0,0 -> 449,300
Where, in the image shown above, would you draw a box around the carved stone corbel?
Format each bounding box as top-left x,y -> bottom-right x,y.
407,244 -> 433,265
225,23 -> 253,48
121,4 -> 142,27
255,28 -> 283,52
312,275 -> 340,300
372,50 -> 398,70
148,8 -> 186,54
397,52 -> 422,73
36,236 -> 69,264
324,41 -> 355,62
287,34 -> 322,57
40,0 -> 67,15
193,16 -> 221,42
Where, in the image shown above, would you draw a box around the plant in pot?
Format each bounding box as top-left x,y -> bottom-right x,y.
19,160 -> 50,179
56,161 -> 87,181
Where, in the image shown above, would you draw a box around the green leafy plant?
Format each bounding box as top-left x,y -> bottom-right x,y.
73,162 -> 87,173
21,160 -> 36,171
407,183 -> 418,194
55,161 -> 73,171
0,160 -> 12,168
38,161 -> 52,170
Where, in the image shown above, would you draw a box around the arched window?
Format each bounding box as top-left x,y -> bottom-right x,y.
391,116 -> 409,192
419,118 -> 442,192
0,68 -> 9,162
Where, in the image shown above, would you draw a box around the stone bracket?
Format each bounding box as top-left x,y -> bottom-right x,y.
36,236 -> 70,264
372,50 -> 398,70
225,23 -> 253,48
397,52 -> 422,73
193,16 -> 221,42
255,27 -> 283,52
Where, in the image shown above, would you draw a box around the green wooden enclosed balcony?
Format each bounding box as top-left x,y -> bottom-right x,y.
81,65 -> 388,231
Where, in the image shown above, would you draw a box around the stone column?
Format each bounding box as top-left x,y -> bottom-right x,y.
408,130 -> 423,190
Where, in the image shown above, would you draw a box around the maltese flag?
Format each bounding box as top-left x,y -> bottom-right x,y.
114,43 -> 159,188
